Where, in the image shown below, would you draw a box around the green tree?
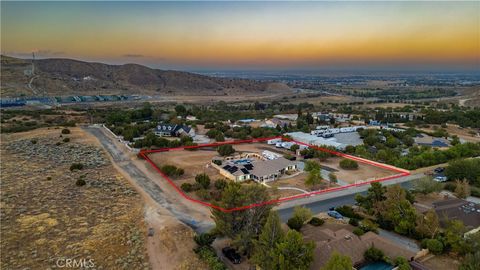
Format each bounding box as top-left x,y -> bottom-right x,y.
292,206 -> 313,224
328,172 -> 337,184
215,133 -> 225,142
444,220 -> 471,255
364,246 -> 384,262
290,144 -> 300,152
195,173 -> 211,189
252,211 -> 285,270
217,144 -> 235,156
414,177 -> 443,195
415,209 -> 440,239
355,182 -> 386,213
426,239 -> 444,255
321,251 -> 353,270
305,168 -> 322,189
395,257 -> 412,270
378,185 -> 417,236
175,104 -> 187,116
460,251 -> 480,270
212,183 -> 271,255
274,230 -> 315,270
339,159 -> 359,170
304,160 -> 320,172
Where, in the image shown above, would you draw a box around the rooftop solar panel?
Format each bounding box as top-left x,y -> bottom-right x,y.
241,168 -> 249,174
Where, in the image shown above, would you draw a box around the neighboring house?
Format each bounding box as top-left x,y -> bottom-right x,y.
303,227 -> 417,269
414,134 -> 450,148
155,124 -> 195,137
432,198 -> 480,232
262,118 -> 290,128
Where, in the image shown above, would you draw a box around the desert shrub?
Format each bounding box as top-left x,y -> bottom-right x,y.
471,186 -> 480,198
349,218 -> 359,227
75,178 -> 86,186
195,246 -> 227,270
308,217 -> 324,226
55,142 -> 62,146
46,176 -> 52,180
194,233 -> 215,247
63,138 -> 70,143
196,189 -> 212,200
70,163 -> 84,171
212,159 -> 222,166
287,216 -> 304,231
353,228 -> 365,236
364,246 -> 384,262
444,182 -> 457,192
195,173 -> 211,189
426,239 -> 444,255
339,159 -> 359,169
360,219 -> 379,233
160,165 -> 184,177
394,257 -> 411,270
336,205 -> 362,219
30,139 -> 37,144
214,179 -> 227,190
181,183 -> 193,192
61,128 -> 71,134
217,144 -> 235,156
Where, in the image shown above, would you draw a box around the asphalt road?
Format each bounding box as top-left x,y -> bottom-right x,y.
277,181 -> 414,222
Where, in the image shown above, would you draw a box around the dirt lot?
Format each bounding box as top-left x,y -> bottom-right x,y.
421,254 -> 461,270
321,157 -> 396,184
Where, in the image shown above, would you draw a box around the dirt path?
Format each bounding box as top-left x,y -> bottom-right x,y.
83,126 -> 213,270
83,125 -> 213,231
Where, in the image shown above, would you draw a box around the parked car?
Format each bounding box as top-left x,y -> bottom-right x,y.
222,247 -> 241,264
327,210 -> 343,219
434,176 -> 447,182
434,167 -> 445,174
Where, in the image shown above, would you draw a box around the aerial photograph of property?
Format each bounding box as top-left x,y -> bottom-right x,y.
1,1 -> 479,270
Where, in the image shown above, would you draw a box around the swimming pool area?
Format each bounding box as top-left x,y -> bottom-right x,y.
359,261 -> 394,270
232,159 -> 252,165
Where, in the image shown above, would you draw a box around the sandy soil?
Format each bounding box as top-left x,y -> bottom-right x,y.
321,157 -> 396,184
421,254 -> 461,270
80,126 -> 212,269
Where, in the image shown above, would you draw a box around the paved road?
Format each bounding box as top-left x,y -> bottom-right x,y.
378,229 -> 420,253
83,125 -> 213,232
277,178 -> 417,222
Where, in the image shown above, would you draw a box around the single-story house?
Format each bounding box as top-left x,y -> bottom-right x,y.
213,156 -> 298,183
155,124 -> 195,137
303,227 -> 417,269
414,134 -> 450,148
432,198 -> 480,231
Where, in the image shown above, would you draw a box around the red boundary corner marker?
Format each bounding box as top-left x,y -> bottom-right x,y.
140,136 -> 410,213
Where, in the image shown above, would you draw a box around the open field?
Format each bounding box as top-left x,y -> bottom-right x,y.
321,157 -> 396,184
0,127 -> 149,269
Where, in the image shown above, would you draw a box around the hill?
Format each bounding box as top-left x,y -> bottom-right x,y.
0,55 -> 289,97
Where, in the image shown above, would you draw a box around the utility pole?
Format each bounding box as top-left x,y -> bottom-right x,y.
31,52 -> 35,75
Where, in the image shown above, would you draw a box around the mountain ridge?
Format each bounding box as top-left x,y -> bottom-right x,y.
0,55 -> 289,97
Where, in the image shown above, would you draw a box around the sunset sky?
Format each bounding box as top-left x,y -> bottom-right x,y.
1,1 -> 479,71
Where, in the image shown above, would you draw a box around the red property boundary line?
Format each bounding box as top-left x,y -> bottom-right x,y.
140,136 -> 410,213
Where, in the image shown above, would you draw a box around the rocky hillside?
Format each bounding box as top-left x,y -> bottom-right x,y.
0,55 -> 289,97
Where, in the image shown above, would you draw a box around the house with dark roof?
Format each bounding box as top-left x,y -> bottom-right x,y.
432,198 -> 480,231
155,124 -> 195,137
212,154 -> 297,183
414,134 -> 450,148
